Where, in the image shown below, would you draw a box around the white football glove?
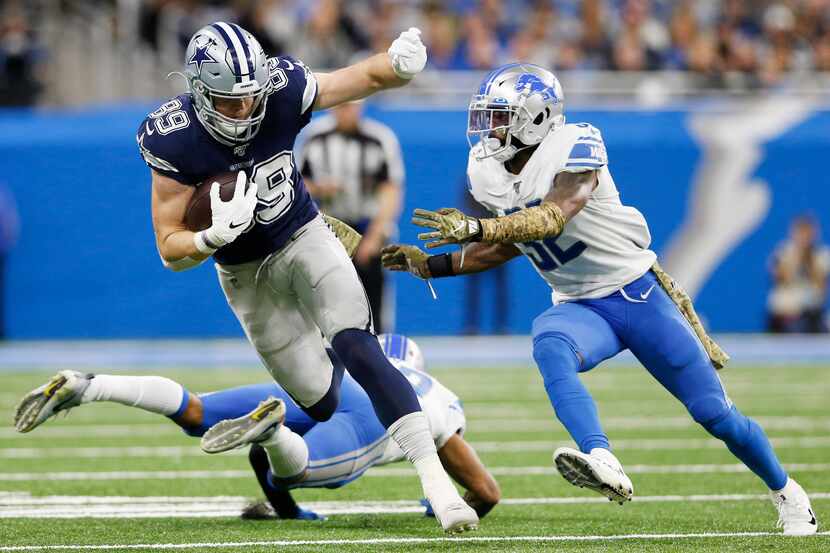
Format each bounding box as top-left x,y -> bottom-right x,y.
388,27 -> 427,80
195,171 -> 258,253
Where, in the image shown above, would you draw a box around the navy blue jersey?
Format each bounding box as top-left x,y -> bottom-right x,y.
137,56 -> 318,265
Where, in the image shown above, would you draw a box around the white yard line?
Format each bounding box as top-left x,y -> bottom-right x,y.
4,436 -> 829,459
1,493 -> 830,519
463,416 -> 830,431
2,463 -> 830,481
0,425 -> 181,439
0,532 -> 828,550
4,415 -> 830,440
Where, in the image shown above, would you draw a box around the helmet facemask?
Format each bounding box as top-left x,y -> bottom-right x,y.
467,95 -> 532,162
191,78 -> 270,145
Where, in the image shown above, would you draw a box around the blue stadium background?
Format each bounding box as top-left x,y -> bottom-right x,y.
1,104 -> 828,338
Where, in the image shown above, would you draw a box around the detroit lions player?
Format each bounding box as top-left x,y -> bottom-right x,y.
14,335 -> 500,523
135,22 -> 477,532
381,63 -> 817,536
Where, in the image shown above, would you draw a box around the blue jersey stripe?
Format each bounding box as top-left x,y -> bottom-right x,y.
390,334 -> 406,360
565,161 -> 604,168
569,143 -> 604,162
211,23 -> 242,83
228,23 -> 253,77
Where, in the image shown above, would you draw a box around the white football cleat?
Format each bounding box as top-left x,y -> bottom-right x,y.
432,499 -> 479,534
201,396 -> 285,454
771,478 -> 818,536
14,370 -> 93,433
553,447 -> 633,504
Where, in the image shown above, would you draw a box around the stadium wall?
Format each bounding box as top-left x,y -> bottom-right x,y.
1,100 -> 828,338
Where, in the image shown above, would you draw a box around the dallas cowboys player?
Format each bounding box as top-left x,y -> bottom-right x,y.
14,335 -> 500,523
135,22 -> 477,532
381,63 -> 817,536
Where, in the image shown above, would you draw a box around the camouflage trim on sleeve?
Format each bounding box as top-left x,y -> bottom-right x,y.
480,202 -> 565,244
651,261 -> 730,370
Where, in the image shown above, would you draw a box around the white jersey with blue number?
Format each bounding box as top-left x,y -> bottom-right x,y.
467,122 -> 657,302
378,365 -> 466,465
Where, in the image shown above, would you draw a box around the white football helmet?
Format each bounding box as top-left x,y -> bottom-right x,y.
181,22 -> 272,145
378,333 -> 425,373
467,63 -> 565,162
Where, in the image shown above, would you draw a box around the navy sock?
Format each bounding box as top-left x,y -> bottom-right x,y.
331,328 -> 421,427
533,333 -> 609,453
302,349 -> 344,421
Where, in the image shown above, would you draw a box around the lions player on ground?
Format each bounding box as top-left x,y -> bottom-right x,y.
382,63 -> 817,536
14,335 -> 500,522
135,22 -> 477,532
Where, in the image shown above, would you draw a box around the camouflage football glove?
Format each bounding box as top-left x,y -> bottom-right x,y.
412,208 -> 482,249
323,214 -> 362,258
381,244 -> 431,279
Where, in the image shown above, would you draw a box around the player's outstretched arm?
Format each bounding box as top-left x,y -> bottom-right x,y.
151,170 -> 257,271
313,28 -> 426,111
437,434 -> 501,518
381,242 -> 520,279
413,170 -> 598,248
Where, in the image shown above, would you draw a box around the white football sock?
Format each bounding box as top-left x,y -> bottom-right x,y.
259,424 -> 309,479
388,411 -> 462,507
81,375 -> 184,416
590,447 -> 623,470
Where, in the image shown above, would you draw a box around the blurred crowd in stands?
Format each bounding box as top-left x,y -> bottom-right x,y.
3,0 -> 830,107
140,0 -> 830,88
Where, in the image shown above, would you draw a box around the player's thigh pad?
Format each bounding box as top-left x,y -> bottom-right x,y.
278,215 -> 372,339
215,260 -> 334,408
532,302 -> 623,372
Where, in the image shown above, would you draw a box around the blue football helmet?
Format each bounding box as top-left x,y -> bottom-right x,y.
467,63 -> 565,161
378,333 -> 426,373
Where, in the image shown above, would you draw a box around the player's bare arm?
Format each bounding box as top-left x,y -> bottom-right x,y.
412,170 -> 598,249
151,171 -> 206,269
438,434 -> 501,518
381,242 -> 520,280
151,169 -> 258,271
313,28 -> 426,111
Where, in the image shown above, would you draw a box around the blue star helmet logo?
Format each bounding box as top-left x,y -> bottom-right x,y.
515,74 -> 557,102
188,39 -> 218,75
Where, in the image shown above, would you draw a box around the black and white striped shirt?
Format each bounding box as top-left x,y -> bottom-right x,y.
298,115 -> 404,229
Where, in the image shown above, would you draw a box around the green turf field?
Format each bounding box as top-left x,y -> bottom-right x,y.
1,362 -> 828,552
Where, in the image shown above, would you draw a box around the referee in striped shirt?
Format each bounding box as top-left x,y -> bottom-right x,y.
298,102 -> 404,332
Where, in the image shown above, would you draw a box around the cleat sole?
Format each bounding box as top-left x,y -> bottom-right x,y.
201,397 -> 285,454
554,451 -> 632,504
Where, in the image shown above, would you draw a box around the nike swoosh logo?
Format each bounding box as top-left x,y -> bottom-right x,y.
145,122 -> 155,136
640,285 -> 655,300
229,220 -> 248,229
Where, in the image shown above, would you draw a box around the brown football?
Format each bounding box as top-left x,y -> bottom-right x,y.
184,172 -> 246,232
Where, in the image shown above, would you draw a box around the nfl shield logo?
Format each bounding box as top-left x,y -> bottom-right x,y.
234,144 -> 248,157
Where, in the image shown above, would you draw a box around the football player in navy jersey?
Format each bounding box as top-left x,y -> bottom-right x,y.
135,22 -> 478,533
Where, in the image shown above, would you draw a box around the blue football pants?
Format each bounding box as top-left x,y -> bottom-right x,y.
177,373 -> 387,489
532,271 -> 788,490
